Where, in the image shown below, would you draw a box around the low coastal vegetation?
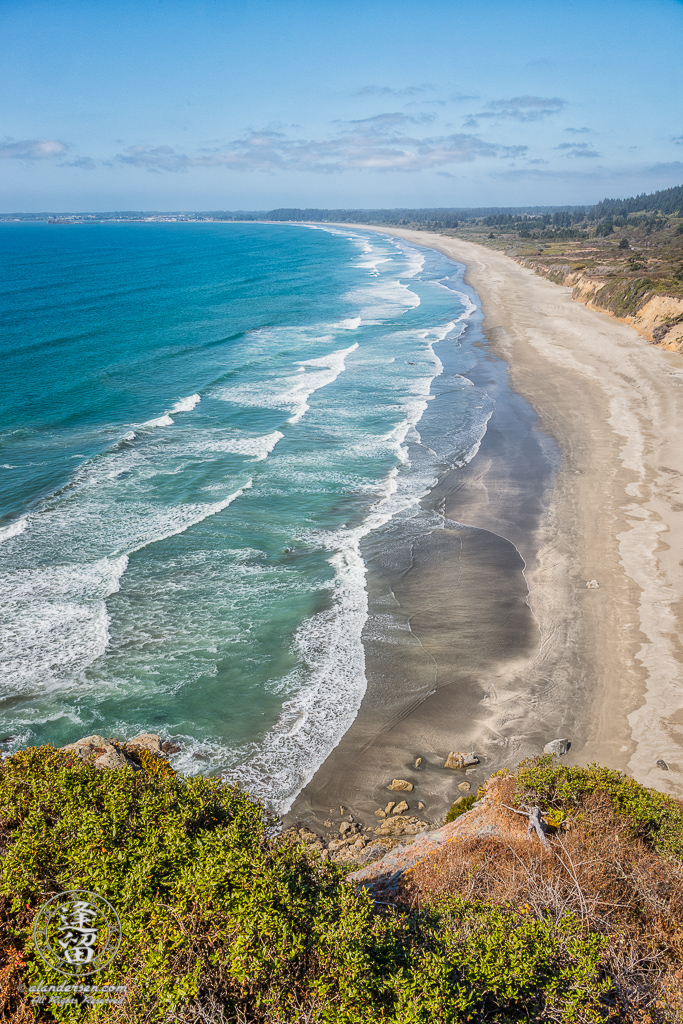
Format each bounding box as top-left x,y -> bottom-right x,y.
1,747 -> 683,1022
453,186 -> 683,352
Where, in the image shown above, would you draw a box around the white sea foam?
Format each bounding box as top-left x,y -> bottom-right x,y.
338,317 -> 361,330
202,431 -> 284,461
0,481 -> 252,694
140,393 -> 199,430
224,341 -> 454,813
433,278 -> 477,327
222,241 -> 487,812
345,278 -> 421,322
0,518 -> 27,543
170,393 -> 201,413
391,240 -> 425,279
225,437 -> 446,813
144,413 -> 174,427
126,481 -> 252,556
217,343 -> 358,425
0,555 -> 128,691
356,255 -> 392,276
289,344 -> 358,423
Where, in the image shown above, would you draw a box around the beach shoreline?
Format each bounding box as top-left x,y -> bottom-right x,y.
288,226 -> 683,835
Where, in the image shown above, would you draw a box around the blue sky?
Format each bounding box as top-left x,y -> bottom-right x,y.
2,0 -> 682,212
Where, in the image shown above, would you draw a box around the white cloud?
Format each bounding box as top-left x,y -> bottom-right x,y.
555,142 -> 601,158
117,121 -> 527,175
60,156 -> 97,170
0,138 -> 70,160
465,96 -> 566,128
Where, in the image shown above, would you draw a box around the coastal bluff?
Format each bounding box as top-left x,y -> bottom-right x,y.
2,743 -> 683,1021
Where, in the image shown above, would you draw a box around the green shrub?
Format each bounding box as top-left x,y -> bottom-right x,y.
0,749 -> 640,1022
514,755 -> 683,859
405,898 -> 608,1024
444,794 -> 476,823
1,746 -> 414,1022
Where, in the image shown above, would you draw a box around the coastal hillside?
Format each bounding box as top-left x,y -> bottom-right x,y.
447,184 -> 683,353
2,744 -> 683,1022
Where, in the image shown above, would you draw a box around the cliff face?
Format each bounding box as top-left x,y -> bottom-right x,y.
516,258 -> 683,353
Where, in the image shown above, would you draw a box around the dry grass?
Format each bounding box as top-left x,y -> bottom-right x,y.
399,792 -> 683,1021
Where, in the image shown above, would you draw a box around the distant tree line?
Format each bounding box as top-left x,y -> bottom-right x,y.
3,182 -> 682,230
255,206 -> 584,228
481,210 -> 586,227
591,183 -> 683,220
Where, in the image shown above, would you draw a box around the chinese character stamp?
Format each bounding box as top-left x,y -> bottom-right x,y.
32,890 -> 122,977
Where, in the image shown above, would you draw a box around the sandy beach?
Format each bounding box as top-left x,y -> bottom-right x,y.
289,227 -> 683,832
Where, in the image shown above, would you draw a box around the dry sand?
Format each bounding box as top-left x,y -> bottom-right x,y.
289,227 -> 683,832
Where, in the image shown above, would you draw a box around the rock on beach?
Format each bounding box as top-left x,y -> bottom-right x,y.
444,752 -> 479,770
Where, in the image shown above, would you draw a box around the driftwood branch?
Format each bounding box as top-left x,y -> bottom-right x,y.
526,805 -> 550,848
502,803 -> 551,848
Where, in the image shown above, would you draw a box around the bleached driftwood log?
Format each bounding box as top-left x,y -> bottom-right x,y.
502,803 -> 551,848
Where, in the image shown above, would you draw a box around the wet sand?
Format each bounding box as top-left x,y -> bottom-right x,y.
288,228 -> 683,832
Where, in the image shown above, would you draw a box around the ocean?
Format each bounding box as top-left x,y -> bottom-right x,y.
0,221 -> 494,812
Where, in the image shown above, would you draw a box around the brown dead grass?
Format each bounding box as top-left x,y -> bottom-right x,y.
399,792 -> 683,1021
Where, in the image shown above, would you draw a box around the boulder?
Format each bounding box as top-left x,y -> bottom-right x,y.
458,782 -> 471,793
387,779 -> 413,792
586,580 -> 599,589
657,759 -> 669,771
350,841 -> 392,866
62,733 -> 183,768
543,738 -> 570,756
414,757 -> 423,769
385,801 -> 396,814
63,734 -> 109,749
339,821 -> 352,835
127,733 -> 162,753
392,800 -> 409,814
374,815 -> 428,839
374,809 -> 386,818
350,776 -> 545,894
62,735 -> 119,763
444,752 -> 479,770
417,801 -> 425,811
93,749 -> 140,771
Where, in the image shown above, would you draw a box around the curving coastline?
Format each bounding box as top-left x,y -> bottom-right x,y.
290,226 -> 683,836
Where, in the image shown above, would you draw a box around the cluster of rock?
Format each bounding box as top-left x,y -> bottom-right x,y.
61,733 -> 180,770
287,752 -> 485,868
349,774 -> 547,896
286,817 -> 394,867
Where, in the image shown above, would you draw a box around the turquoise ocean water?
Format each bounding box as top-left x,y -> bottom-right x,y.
0,222 -> 493,812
